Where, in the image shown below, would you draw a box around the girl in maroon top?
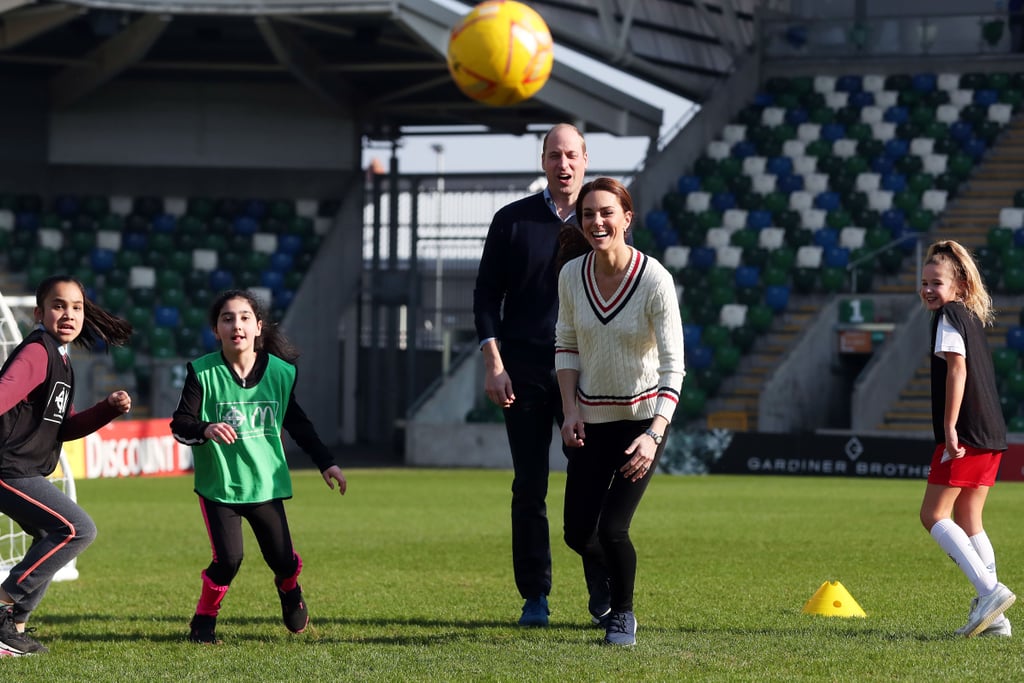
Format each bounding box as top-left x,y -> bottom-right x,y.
0,275 -> 133,655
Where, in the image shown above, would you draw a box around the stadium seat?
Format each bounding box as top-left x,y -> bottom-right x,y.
764,285 -> 790,313
796,245 -> 823,269
719,304 -> 748,329
818,267 -> 846,293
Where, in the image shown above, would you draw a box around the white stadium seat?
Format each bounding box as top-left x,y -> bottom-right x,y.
796,245 -> 824,269
759,227 -> 785,250
663,245 -> 689,271
719,304 -> 748,329
839,227 -> 866,250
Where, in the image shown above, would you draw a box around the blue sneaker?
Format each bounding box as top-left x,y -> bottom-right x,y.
603,610 -> 637,646
518,595 -> 549,627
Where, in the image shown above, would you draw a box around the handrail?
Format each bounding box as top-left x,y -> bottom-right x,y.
846,232 -> 925,294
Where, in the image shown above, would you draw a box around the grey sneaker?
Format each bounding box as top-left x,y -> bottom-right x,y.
0,607 -> 47,655
962,583 -> 1016,638
603,610 -> 637,646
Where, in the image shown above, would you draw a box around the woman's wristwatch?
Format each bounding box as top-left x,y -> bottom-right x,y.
643,428 -> 663,445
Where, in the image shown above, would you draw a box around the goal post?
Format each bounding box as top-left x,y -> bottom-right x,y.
0,291 -> 79,583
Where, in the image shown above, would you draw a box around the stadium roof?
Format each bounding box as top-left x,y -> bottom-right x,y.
0,0 -> 766,141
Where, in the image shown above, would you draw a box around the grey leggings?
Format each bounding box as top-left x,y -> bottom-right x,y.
0,475 -> 97,623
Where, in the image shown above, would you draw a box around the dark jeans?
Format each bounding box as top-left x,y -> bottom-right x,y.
563,420 -> 663,613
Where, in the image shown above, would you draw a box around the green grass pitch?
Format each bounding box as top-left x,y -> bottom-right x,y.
4,469 -> 1024,681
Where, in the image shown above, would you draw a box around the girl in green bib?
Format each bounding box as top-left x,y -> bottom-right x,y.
170,289 -> 346,644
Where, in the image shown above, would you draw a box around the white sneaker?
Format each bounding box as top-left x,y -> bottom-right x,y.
962,583 -> 1016,638
980,616 -> 1011,638
954,597 -> 978,636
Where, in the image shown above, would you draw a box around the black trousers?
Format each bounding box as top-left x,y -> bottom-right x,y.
501,342 -> 611,602
562,420 -> 662,613
198,496 -> 298,586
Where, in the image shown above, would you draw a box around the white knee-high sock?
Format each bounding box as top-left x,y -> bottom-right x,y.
970,531 -> 997,578
930,519 -> 996,595
970,531 -> 1007,623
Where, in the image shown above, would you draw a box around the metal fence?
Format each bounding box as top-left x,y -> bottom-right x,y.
361,172 -> 544,352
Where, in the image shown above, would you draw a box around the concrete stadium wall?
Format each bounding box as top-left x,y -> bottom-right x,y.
851,302 -> 928,432
405,352 -> 566,471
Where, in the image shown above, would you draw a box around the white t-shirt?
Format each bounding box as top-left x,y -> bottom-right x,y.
934,312 -> 966,359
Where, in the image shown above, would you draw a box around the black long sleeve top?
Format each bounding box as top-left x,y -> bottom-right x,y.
473,191 -> 571,350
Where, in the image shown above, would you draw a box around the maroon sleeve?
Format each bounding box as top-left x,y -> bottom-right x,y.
0,343 -> 47,416
59,399 -> 122,441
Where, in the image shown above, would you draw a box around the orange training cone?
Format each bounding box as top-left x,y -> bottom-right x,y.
802,580 -> 867,618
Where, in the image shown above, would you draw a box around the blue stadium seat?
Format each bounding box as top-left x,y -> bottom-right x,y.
814,192 -> 841,211
152,213 -> 176,233
880,173 -> 907,193
731,140 -> 757,158
911,73 -> 937,92
824,246 -> 850,268
820,123 -> 845,142
766,156 -> 794,176
764,285 -> 790,313
735,266 -> 760,288
813,228 -> 839,249
746,209 -> 772,230
836,74 -> 862,92
686,344 -> 714,371
1008,326 -> 1024,352
677,175 -> 701,194
883,106 -> 909,124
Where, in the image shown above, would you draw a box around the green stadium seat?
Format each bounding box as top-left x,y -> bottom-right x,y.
1005,370 -> 1024,400
792,267 -> 817,294
110,346 -> 135,373
701,324 -> 731,350
678,386 -> 707,420
994,347 -> 1019,376
714,345 -> 742,375
747,304 -> 774,333
1003,267 -> 1024,294
692,367 -> 722,397
820,267 -> 847,293
1000,393 -> 1019,420
732,324 -> 757,353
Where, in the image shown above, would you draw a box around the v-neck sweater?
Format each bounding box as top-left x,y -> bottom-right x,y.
555,248 -> 685,424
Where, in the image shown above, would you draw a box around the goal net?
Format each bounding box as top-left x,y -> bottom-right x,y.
0,291 -> 78,583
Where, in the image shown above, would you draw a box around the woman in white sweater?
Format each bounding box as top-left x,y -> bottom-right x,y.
555,177 -> 685,647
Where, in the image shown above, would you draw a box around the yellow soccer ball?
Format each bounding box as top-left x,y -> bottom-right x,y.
446,1 -> 554,107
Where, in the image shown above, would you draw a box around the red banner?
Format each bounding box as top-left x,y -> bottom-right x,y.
1000,444 -> 1024,482
63,418 -> 194,480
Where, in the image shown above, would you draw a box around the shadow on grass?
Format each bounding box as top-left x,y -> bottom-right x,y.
37,612 -> 960,645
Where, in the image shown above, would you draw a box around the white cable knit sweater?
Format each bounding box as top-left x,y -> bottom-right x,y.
555,248 -> 685,424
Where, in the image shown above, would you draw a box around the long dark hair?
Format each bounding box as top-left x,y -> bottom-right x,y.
208,289 -> 299,362
35,275 -> 133,350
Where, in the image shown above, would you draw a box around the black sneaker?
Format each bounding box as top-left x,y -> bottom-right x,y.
278,586 -> 309,633
586,569 -> 612,628
0,607 -> 47,655
188,614 -> 222,644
